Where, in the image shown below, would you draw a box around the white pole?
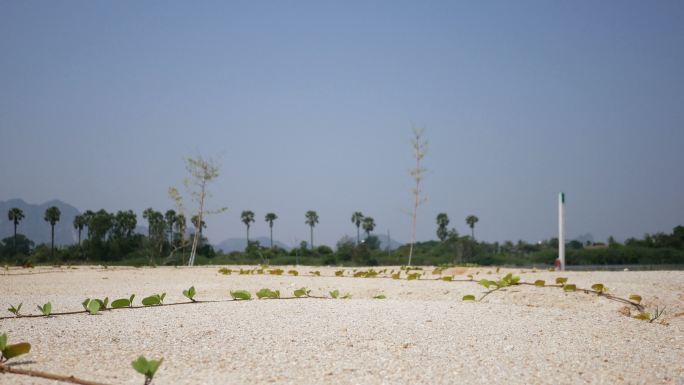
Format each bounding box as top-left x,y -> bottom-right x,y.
558,192 -> 566,271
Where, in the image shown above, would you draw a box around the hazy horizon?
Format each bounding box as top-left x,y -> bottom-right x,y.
1,1 -> 683,247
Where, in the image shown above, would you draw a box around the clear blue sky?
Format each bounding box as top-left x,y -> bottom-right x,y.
1,1 -> 683,246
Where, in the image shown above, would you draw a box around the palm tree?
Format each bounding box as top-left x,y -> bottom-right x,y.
191,215 -> 206,237
7,208 -> 25,255
466,215 -> 479,240
264,213 -> 278,249
361,216 -> 376,238
241,210 -> 255,242
304,210 -> 319,249
436,213 -> 449,241
164,209 -> 177,242
351,211 -> 364,245
142,208 -> 156,238
44,206 -> 61,259
73,214 -> 87,247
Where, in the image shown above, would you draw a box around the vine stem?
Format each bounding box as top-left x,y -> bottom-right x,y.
0,364 -> 111,385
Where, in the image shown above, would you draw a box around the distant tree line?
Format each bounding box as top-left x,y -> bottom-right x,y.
2,206 -> 683,266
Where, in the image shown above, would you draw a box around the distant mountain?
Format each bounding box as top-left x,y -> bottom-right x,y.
374,233 -> 403,250
0,198 -> 81,246
216,237 -> 290,253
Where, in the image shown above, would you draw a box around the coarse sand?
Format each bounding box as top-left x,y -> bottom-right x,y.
0,265 -> 682,385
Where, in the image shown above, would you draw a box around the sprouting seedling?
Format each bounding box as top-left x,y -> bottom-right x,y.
269,269 -> 284,275
534,280 -> 545,287
37,302 -> 52,317
294,288 -> 311,298
218,267 -> 232,275
629,294 -> 642,304
112,294 -> 135,309
288,270 -> 299,276
555,277 -> 568,286
335,270 -> 344,277
230,290 -> 252,300
341,292 -> 352,299
0,333 -> 31,363
467,274 -> 473,281
563,284 -> 577,292
131,355 -> 163,385
391,273 -> 401,280
634,307 -> 665,323
310,271 -> 321,276
329,289 -> 340,299
7,303 -> 22,317
406,273 -> 420,280
182,286 -> 197,302
256,288 -> 280,299
591,283 -> 608,294
462,294 -> 476,301
373,294 -> 386,299
354,271 -> 367,278
442,276 -> 453,282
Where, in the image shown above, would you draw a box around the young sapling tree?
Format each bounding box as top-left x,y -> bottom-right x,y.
7,303 -> 22,317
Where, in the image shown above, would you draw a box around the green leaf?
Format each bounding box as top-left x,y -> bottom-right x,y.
563,284 -> 576,292
441,276 -> 453,282
555,277 -> 568,285
160,293 -> 166,303
478,279 -> 494,288
129,294 -> 136,306
310,271 -> 321,276
2,342 -> 31,360
629,294 -> 642,304
269,269 -> 284,275
37,302 -> 52,316
288,270 -> 299,276
0,334 -> 7,351
142,295 -> 161,306
634,312 -> 651,321
111,299 -> 131,309
534,280 -> 545,287
335,270 -> 344,276
462,295 -> 476,301
391,273 -> 400,279
183,286 -> 196,301
591,283 -> 606,293
82,298 -> 90,311
256,288 -> 280,299
131,355 -> 162,378
341,293 -> 352,299
102,297 -> 109,309
406,273 -> 420,280
294,288 -> 310,298
329,289 -> 340,299
87,300 -> 101,315
93,299 -> 107,311
373,294 -> 386,299
230,290 -> 252,300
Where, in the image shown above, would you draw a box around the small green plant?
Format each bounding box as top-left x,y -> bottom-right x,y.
230,290 -> 252,300
269,269 -> 284,275
555,277 -> 568,285
0,333 -> 31,363
629,294 -> 642,304
294,288 -> 311,298
288,270 -> 299,276
373,294 -> 386,299
141,293 -> 165,306
341,293 -> 352,299
391,273 -> 400,279
131,355 -> 163,385
534,280 -> 546,287
466,274 -> 473,281
112,294 -> 136,309
329,289 -> 339,299
37,302 -> 52,317
82,299 -> 102,315
309,271 -> 321,276
441,276 -> 453,282
218,268 -> 232,275
634,307 -> 665,323
335,270 -> 344,276
563,284 -> 577,292
365,270 -> 378,278
354,271 -> 367,278
182,286 -> 197,302
256,288 -> 280,299
462,294 -> 476,301
7,303 -> 22,317
591,283 -> 608,294
406,273 -> 420,280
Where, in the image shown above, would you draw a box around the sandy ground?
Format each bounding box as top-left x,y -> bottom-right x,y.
0,265 -> 683,385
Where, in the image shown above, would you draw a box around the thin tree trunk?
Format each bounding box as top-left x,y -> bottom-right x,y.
270,225 -> 273,249
356,225 -> 360,245
189,181 -> 206,266
13,222 -> 17,255
471,227 -> 474,239
310,226 -> 314,249
246,226 -> 250,243
51,225 -> 55,260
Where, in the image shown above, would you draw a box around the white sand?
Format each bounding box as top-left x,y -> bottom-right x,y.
0,266 -> 682,384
